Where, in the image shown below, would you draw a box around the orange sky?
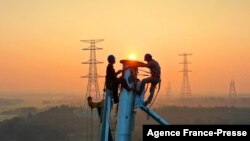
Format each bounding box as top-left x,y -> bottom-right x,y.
0,0 -> 250,96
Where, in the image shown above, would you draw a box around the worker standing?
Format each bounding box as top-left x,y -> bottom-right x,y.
105,55 -> 122,104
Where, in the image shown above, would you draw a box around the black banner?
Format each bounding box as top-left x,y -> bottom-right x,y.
143,125 -> 250,140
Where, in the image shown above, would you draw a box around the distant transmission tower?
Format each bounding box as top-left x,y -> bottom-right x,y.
229,79 -> 236,99
166,82 -> 172,96
81,39 -> 104,103
179,53 -> 192,99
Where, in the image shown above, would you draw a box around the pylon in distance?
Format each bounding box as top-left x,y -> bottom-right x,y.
229,79 -> 236,99
166,82 -> 172,96
179,53 -> 192,99
81,39 -> 104,103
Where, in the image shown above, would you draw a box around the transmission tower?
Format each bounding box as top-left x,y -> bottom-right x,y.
179,53 -> 192,99
229,79 -> 236,99
81,39 -> 104,103
166,82 -> 172,96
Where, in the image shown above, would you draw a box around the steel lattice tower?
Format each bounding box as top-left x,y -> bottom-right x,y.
179,53 -> 192,99
229,79 -> 236,99
166,82 -> 172,96
81,39 -> 104,102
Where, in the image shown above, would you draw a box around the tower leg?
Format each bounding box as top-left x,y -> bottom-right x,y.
99,90 -> 113,141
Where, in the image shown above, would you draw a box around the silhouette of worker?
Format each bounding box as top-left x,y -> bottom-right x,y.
138,54 -> 161,106
105,55 -> 122,104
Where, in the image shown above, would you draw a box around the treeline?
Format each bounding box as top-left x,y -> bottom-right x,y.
0,98 -> 23,106
0,105 -> 91,141
1,107 -> 38,117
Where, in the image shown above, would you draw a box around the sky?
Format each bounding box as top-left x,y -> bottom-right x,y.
0,0 -> 250,97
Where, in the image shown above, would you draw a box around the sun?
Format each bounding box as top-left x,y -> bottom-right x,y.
129,53 -> 137,60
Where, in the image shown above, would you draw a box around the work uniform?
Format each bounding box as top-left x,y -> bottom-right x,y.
105,64 -> 121,103
139,59 -> 161,104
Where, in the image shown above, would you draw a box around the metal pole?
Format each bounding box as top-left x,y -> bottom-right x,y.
140,105 -> 169,125
115,64 -> 136,141
99,90 -> 112,141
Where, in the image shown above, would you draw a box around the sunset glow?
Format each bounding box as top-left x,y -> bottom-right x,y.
129,53 -> 137,60
0,0 -> 250,96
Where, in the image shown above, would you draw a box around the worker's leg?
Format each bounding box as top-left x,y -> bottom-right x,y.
144,77 -> 160,105
138,77 -> 153,95
113,77 -> 122,104
146,83 -> 157,104
113,83 -> 119,104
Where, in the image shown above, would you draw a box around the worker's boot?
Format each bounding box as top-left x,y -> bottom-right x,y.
144,100 -> 150,106
144,98 -> 152,106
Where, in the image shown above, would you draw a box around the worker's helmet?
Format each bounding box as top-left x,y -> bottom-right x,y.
107,55 -> 116,63
144,53 -> 152,61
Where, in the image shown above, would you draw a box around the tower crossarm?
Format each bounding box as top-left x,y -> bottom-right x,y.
179,62 -> 192,64
82,47 -> 103,50
179,53 -> 192,56
81,75 -> 104,78
82,61 -> 104,64
80,39 -> 104,43
180,70 -> 192,72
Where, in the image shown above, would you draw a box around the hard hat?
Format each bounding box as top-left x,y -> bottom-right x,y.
107,55 -> 116,63
144,53 -> 152,61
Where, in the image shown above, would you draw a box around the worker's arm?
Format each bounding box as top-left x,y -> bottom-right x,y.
138,62 -> 150,68
115,69 -> 122,75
